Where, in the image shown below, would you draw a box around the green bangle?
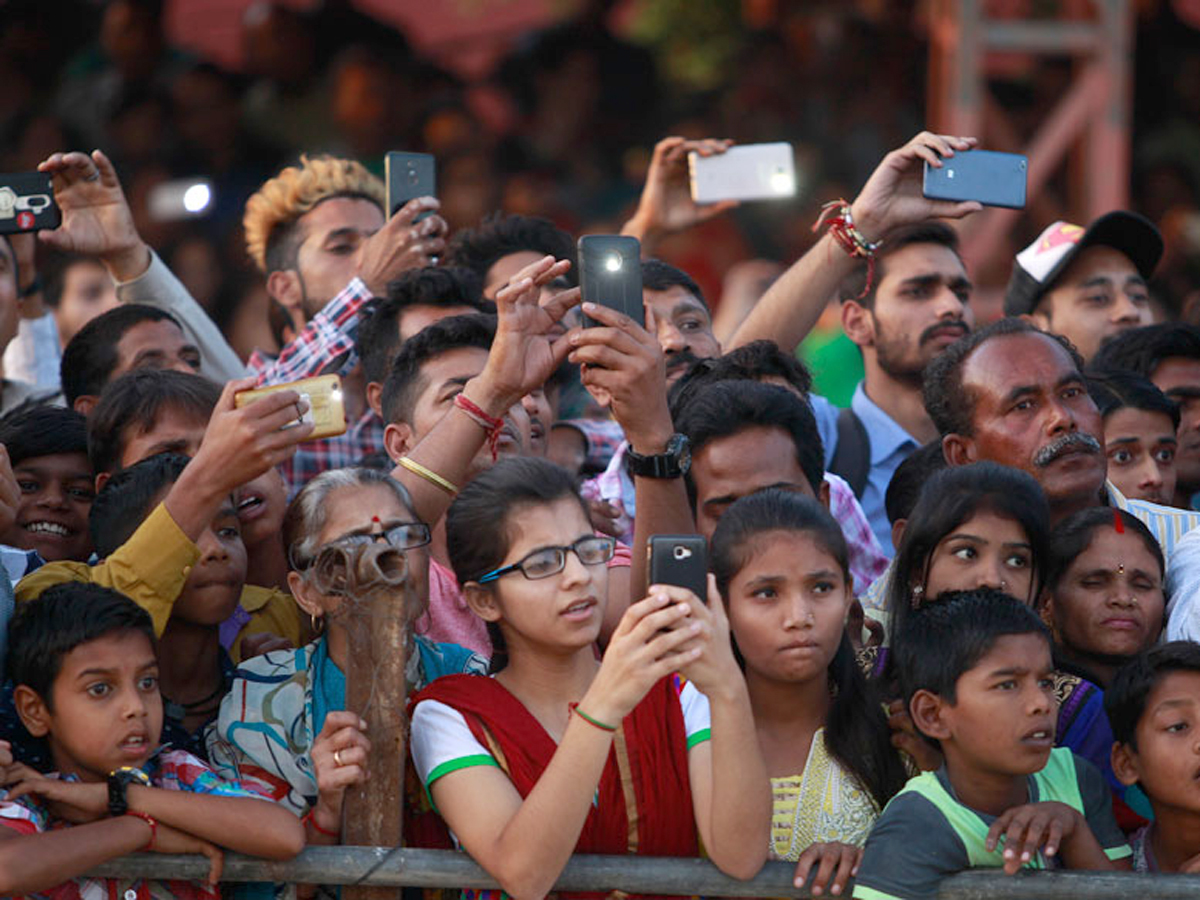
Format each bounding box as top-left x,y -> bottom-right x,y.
572,705 -> 617,732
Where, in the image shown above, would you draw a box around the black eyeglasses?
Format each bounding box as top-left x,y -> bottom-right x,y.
294,522 -> 431,570
478,535 -> 616,584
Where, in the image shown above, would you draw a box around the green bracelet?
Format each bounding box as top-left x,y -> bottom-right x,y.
572,705 -> 617,732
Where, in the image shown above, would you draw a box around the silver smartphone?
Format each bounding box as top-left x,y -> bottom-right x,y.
688,142 -> 796,204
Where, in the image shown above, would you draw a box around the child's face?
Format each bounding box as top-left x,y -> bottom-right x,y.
1048,527 -> 1163,667
725,530 -> 851,685
174,501 -> 247,626
40,630 -> 162,780
1103,407 -> 1177,505
934,633 -> 1057,778
0,452 -> 94,562
1113,670 -> 1200,812
923,510 -> 1035,604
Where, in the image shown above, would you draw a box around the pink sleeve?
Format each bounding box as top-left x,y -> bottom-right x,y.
608,541 -> 632,569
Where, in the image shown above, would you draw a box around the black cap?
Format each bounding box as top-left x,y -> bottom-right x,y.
1003,211 -> 1163,317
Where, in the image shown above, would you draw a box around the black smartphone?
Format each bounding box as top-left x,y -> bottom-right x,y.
922,149 -> 1027,210
578,234 -> 643,328
0,172 -> 61,235
648,535 -> 708,603
385,151 -> 436,221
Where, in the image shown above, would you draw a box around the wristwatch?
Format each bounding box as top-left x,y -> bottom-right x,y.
625,433 -> 691,479
108,766 -> 152,816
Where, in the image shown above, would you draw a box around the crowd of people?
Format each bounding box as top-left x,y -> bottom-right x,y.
4,3 -> 1200,900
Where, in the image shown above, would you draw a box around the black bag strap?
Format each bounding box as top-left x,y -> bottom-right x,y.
828,406 -> 871,499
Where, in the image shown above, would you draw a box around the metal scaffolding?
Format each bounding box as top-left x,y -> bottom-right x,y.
926,0 -> 1134,270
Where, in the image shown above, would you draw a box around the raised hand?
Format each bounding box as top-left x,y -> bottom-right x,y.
793,841 -> 862,897
355,197 -> 448,295
674,576 -> 742,699
567,302 -> 671,453
850,132 -> 982,242
623,136 -> 739,245
472,255 -> 581,416
580,591 -> 703,727
37,150 -> 148,281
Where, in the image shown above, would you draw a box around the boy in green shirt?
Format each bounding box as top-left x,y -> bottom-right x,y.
854,589 -> 1130,900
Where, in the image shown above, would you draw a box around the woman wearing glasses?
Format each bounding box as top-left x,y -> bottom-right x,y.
409,457 -> 770,898
206,467 -> 488,848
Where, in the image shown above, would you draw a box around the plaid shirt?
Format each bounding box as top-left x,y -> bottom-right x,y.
248,277 -> 385,498
0,749 -> 256,900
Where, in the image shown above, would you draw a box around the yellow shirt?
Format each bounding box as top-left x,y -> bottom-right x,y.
769,728 -> 879,861
14,502 -> 302,664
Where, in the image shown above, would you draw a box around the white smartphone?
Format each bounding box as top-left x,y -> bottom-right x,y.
688,142 -> 796,204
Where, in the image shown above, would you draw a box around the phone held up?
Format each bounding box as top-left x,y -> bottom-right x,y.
234,374 -> 348,440
0,172 -> 61,234
922,148 -> 1027,210
648,535 -> 708,603
688,142 -> 796,205
579,234 -> 643,328
385,151 -> 436,222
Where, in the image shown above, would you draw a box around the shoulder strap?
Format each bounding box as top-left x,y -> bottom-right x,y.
829,407 -> 871,498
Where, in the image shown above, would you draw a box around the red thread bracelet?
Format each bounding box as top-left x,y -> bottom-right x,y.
454,393 -> 505,461
813,200 -> 882,300
303,809 -> 340,838
126,811 -> 157,850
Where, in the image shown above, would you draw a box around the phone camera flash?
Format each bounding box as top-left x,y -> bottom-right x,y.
769,170 -> 795,195
604,255 -> 622,272
182,183 -> 212,213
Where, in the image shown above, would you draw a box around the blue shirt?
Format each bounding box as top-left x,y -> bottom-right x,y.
812,384 -> 919,551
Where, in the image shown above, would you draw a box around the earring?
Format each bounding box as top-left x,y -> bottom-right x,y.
311,612 -> 325,634
910,584 -> 925,609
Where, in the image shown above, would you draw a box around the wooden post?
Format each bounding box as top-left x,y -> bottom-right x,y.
315,542 -> 416,900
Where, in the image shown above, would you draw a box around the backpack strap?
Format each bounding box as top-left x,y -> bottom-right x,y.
829,407 -> 871,498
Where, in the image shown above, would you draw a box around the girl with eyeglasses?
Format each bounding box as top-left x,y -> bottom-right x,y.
409,457 -> 770,898
207,467 -> 488,853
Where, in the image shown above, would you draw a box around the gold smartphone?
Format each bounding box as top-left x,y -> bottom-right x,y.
234,374 -> 347,440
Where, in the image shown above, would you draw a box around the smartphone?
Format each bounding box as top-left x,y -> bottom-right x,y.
234,374 -> 347,440
648,535 -> 708,603
578,234 -> 643,328
0,172 -> 61,234
148,178 -> 214,222
922,149 -> 1027,209
688,142 -> 796,204
385,151 -> 436,221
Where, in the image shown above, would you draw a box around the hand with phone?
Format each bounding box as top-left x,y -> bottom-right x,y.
354,196 -> 447,296
849,131 -> 983,243
36,150 -> 150,283
567,300 -> 672,458
621,136 -> 738,251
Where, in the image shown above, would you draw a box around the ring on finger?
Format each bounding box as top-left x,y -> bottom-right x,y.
84,170 -> 100,182
333,750 -> 343,766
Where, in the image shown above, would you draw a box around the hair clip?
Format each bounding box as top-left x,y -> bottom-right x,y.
1113,509 -> 1125,534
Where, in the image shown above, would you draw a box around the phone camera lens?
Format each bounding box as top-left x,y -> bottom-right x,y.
673,546 -> 692,560
604,255 -> 622,272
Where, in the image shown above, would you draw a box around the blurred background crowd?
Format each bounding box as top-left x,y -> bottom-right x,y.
3,0 -> 1199,405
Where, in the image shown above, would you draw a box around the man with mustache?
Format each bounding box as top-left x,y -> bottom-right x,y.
923,319 -> 1200,554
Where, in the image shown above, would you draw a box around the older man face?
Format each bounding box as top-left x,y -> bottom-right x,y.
944,331 -> 1106,518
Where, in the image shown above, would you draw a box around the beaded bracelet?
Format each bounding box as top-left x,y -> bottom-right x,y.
126,811 -> 158,850
813,199 -> 882,300
454,392 -> 505,461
